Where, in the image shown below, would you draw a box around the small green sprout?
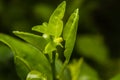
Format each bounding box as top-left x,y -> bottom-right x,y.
0,1 -> 79,80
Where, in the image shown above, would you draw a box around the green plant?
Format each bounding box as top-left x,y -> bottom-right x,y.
0,1 -> 79,80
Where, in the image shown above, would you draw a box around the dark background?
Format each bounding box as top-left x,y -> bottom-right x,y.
0,0 -> 120,80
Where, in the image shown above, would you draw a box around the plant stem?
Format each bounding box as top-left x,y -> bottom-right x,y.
59,60 -> 68,78
51,51 -> 56,80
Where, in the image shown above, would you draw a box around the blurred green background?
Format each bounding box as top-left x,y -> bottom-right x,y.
0,0 -> 120,80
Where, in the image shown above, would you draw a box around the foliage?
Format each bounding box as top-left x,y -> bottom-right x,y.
0,1 -> 79,80
0,0 -> 120,80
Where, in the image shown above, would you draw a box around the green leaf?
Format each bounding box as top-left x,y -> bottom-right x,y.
32,22 -> 48,34
13,31 -> 48,52
48,17 -> 63,37
44,41 -> 56,63
32,1 -> 66,37
0,33 -> 52,80
0,44 -> 12,62
63,8 -> 79,61
68,58 -> 100,80
48,1 -> 66,37
49,1 -> 66,21
15,56 -> 31,80
26,70 -> 47,80
110,74 -> 120,80
44,41 -> 56,53
68,58 -> 83,80
76,35 -> 109,64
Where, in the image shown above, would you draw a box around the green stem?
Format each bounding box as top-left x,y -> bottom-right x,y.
51,51 -> 56,80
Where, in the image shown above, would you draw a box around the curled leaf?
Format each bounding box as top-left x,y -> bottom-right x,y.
26,70 -> 47,80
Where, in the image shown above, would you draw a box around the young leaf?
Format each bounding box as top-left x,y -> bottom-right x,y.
32,1 -> 66,37
68,58 -> 83,80
48,1 -> 66,37
48,17 -> 63,37
49,1 -> 66,21
0,33 -> 52,80
44,41 -> 56,54
32,22 -> 48,34
44,41 -> 57,63
63,9 -> 79,61
13,31 -> 48,52
26,70 -> 47,80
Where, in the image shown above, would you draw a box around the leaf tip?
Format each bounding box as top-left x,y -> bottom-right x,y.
61,1 -> 66,7
32,26 -> 39,32
74,8 -> 79,15
13,31 -> 24,35
31,26 -> 36,30
13,31 -> 20,33
13,31 -> 23,35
